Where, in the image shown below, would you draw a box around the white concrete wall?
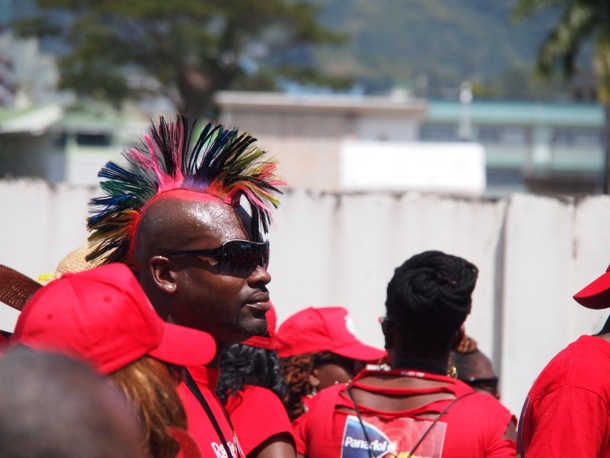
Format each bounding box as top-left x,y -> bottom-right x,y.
1,179 -> 609,419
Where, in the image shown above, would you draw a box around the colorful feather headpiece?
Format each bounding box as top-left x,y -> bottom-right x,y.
87,116 -> 284,266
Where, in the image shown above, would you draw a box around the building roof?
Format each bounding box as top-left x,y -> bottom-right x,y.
0,104 -> 63,134
215,90 -> 428,117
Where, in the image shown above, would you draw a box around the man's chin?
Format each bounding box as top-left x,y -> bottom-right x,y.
245,325 -> 268,339
235,323 -> 268,343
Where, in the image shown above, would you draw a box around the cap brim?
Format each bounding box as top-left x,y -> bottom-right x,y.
332,342 -> 387,363
574,271 -> 610,309
149,323 -> 216,367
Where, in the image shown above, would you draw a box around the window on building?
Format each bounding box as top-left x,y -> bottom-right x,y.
477,126 -> 527,144
76,133 -> 113,147
419,124 -> 456,142
552,128 -> 602,147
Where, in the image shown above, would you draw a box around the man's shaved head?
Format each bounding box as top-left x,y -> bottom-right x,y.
454,348 -> 499,398
134,190 -> 246,264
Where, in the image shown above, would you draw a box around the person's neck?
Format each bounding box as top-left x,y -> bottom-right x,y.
595,315 -> 610,337
209,342 -> 226,369
390,357 -> 449,375
595,332 -> 610,343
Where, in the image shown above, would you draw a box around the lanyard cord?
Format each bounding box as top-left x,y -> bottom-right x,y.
346,386 -> 375,458
184,369 -> 235,458
346,386 -> 475,458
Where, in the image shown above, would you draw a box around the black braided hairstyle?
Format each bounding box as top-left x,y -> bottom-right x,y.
386,250 -> 478,348
217,343 -> 288,405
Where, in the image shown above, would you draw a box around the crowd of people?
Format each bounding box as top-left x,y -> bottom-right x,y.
0,115 -> 607,457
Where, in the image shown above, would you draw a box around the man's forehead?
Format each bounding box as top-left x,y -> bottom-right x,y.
148,190 -> 249,221
141,189 -> 252,239
151,189 -> 223,205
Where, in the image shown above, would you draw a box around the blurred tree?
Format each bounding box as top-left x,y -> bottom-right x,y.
12,0 -> 348,119
512,0 -> 610,193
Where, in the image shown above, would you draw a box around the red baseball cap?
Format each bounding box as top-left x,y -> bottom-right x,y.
276,306 -> 386,362
573,265 -> 610,309
12,263 -> 216,374
242,302 -> 277,350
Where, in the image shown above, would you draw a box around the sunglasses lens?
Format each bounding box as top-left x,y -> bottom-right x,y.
221,241 -> 269,276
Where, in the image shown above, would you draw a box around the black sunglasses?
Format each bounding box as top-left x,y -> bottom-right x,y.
164,239 -> 269,277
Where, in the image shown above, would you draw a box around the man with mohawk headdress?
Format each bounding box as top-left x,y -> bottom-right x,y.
86,116 -> 285,458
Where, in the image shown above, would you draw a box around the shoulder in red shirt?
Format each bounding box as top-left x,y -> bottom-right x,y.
294,369 -> 516,458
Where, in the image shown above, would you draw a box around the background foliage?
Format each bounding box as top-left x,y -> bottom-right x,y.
12,0 -> 587,113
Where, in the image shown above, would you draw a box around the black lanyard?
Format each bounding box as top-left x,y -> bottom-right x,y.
183,369 -> 237,458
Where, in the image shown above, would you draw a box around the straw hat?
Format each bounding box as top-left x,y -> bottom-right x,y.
54,243 -> 95,278
1,243 -> 94,312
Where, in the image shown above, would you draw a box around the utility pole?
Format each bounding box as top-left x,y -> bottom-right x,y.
602,103 -> 610,194
458,81 -> 473,142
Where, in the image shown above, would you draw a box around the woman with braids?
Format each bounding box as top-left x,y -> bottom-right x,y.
293,251 -> 517,457
276,306 -> 386,422
217,304 -> 296,458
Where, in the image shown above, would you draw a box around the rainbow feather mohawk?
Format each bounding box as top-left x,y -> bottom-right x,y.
87,116 -> 285,266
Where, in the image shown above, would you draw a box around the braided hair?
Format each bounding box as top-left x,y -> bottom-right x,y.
217,343 -> 287,405
279,353 -> 318,422
386,251 -> 478,345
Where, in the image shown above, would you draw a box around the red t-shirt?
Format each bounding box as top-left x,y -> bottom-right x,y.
178,366 -> 246,458
517,335 -> 610,457
294,369 -> 516,458
224,385 -> 295,455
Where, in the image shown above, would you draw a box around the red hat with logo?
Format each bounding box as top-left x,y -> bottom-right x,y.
276,306 -> 386,362
242,302 -> 277,350
573,264 -> 610,309
12,263 -> 216,374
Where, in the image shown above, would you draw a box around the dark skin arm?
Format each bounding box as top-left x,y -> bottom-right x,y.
248,433 -> 296,458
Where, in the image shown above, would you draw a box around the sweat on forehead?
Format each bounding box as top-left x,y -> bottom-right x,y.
132,190 -> 225,249
134,190 -> 252,253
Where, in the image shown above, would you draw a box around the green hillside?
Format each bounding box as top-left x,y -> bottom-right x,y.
313,0 -> 568,98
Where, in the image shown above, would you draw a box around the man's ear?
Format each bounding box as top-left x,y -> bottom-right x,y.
149,256 -> 176,293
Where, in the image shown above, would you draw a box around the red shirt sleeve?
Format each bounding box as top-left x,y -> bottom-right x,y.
226,385 -> 295,456
292,409 -> 311,456
519,385 -> 608,457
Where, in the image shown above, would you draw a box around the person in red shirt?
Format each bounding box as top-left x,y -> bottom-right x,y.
86,116 -> 284,458
276,306 -> 387,421
293,251 -> 517,457
517,264 -> 610,457
218,304 -> 296,458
